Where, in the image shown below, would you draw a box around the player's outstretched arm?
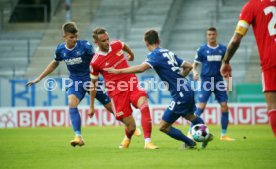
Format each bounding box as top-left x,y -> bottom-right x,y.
104,63 -> 150,74
181,61 -> 193,77
26,60 -> 59,86
123,43 -> 134,61
89,78 -> 98,118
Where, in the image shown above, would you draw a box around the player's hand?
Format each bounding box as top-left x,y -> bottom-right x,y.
220,63 -> 232,78
193,73 -> 199,81
26,77 -> 41,87
88,107 -> 95,118
127,54 -> 134,61
103,68 -> 120,74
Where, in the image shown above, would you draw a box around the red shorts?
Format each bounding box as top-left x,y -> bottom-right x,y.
262,67 -> 276,92
110,85 -> 148,120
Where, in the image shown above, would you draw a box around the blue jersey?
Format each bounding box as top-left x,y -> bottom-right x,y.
54,40 -> 94,80
145,47 -> 193,103
194,44 -> 226,78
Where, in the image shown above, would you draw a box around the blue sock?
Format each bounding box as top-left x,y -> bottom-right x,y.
221,112 -> 229,135
190,116 -> 205,129
166,127 -> 195,146
195,108 -> 204,117
69,108 -> 81,136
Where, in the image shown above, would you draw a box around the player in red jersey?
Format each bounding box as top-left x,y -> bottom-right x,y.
89,27 -> 158,149
221,0 -> 276,137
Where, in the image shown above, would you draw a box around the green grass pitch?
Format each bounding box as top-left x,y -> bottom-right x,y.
0,125 -> 275,169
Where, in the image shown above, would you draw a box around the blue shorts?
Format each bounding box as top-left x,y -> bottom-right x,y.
67,79 -> 110,105
198,77 -> 228,103
162,94 -> 197,124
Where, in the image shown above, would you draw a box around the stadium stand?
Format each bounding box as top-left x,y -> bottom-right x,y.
0,0 -> 263,99
167,0 -> 256,84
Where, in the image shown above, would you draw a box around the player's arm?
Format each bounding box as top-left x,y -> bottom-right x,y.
104,63 -> 150,74
89,78 -> 98,118
223,32 -> 244,64
192,62 -> 200,80
221,20 -> 248,78
26,60 -> 59,86
122,43 -> 134,61
181,61 -> 193,77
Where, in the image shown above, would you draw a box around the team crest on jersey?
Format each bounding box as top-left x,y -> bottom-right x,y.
116,50 -> 123,56
63,53 -> 66,57
76,51 -> 81,56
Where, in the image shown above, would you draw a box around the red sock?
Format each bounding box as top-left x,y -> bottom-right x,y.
125,127 -> 134,139
140,102 -> 152,138
268,110 -> 276,138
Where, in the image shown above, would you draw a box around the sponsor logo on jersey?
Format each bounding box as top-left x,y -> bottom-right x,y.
207,55 -> 222,61
64,57 -> 83,65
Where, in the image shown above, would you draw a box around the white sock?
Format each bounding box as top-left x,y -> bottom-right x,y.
124,135 -> 130,140
145,138 -> 151,144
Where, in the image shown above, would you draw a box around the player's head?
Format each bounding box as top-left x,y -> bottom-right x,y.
206,27 -> 217,44
62,22 -> 78,48
92,27 -> 110,52
144,29 -> 160,50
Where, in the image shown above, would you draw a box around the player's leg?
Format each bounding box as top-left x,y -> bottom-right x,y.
195,103 -> 207,116
160,107 -> 196,148
111,92 -> 138,148
119,115 -> 136,148
184,97 -> 213,149
67,83 -> 86,147
215,86 -> 235,141
130,87 -> 158,149
188,89 -> 210,137
68,94 -> 85,147
94,88 -> 114,114
219,102 -> 234,141
264,92 -> 276,137
262,67 -> 276,138
195,79 -> 212,117
94,89 -> 141,136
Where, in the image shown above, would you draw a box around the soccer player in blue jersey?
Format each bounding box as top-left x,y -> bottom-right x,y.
192,27 -> 235,141
26,22 -> 115,147
105,29 -> 213,149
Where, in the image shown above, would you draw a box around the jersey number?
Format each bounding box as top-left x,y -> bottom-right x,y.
264,6 -> 276,36
162,52 -> 180,72
168,101 -> 175,110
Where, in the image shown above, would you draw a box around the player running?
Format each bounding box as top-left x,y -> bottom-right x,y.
105,29 -> 213,149
221,0 -> 276,137
27,22 -> 114,147
89,28 -> 158,149
192,27 -> 235,141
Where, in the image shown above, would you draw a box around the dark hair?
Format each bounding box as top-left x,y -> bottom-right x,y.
62,22 -> 78,35
92,27 -> 107,40
207,27 -> 217,32
144,29 -> 160,45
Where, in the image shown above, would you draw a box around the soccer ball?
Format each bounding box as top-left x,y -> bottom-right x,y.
191,124 -> 210,142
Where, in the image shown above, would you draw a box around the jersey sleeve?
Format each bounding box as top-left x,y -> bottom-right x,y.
144,54 -> 157,69
112,40 -> 124,50
174,54 -> 185,67
194,47 -> 203,63
54,46 -> 63,62
84,41 -> 94,56
90,62 -> 100,80
235,2 -> 253,35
